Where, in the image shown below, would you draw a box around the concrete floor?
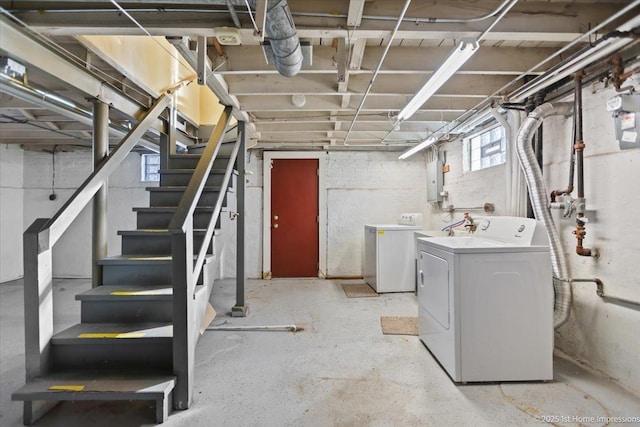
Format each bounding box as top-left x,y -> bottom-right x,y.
1,277 -> 639,427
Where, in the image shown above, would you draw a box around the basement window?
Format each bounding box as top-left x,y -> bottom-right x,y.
141,154 -> 160,182
462,125 -> 506,173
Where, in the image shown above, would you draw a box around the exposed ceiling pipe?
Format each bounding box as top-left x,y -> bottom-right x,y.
343,0 -> 413,146
9,0 -> 514,25
253,0 -> 303,77
0,72 -> 162,152
430,4 -> 640,143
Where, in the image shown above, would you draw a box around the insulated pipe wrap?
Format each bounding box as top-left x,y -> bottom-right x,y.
261,0 -> 303,77
515,102 -> 573,328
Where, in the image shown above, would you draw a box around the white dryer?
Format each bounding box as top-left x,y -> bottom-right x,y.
416,216 -> 553,382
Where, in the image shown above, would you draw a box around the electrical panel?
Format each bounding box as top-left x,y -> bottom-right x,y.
606,93 -> 640,150
427,156 -> 444,203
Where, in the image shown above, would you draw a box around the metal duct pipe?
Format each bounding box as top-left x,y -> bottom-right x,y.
0,73 -> 161,152
515,102 -> 574,329
256,0 -> 303,77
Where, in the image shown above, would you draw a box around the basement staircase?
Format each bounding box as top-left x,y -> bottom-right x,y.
13,102 -> 246,424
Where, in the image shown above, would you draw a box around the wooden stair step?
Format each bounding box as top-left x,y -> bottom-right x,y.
97,254 -> 216,286
12,371 -> 175,424
97,254 -> 215,265
75,284 -> 205,323
159,168 -> 236,175
146,185 -> 233,193
76,285 -> 174,301
51,323 -> 173,371
53,322 -> 173,343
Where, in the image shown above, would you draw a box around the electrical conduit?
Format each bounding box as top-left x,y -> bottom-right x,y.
515,102 -> 573,328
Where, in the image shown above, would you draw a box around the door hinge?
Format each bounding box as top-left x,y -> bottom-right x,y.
316,168 -> 319,176
316,215 -> 319,223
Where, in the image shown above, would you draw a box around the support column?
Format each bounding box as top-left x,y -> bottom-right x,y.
232,121 -> 248,317
159,106 -> 178,170
92,100 -> 109,287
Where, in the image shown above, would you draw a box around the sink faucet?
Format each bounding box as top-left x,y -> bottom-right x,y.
464,213 -> 477,233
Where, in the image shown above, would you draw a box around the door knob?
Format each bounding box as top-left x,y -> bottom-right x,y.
273,224 -> 279,229
274,215 -> 279,220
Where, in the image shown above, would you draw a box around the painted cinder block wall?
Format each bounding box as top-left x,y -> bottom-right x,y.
241,150 -> 428,279
1,150 -> 151,279
425,83 -> 640,395
0,144 -> 24,283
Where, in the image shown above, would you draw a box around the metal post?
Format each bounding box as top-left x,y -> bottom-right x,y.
159,132 -> 169,171
172,218 -> 195,410
92,99 -> 109,287
160,105 -> 178,170
23,219 -> 53,380
22,219 -> 59,424
232,121 -> 248,317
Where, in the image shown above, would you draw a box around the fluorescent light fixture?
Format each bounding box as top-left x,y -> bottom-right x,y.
396,39 -> 479,123
398,136 -> 437,160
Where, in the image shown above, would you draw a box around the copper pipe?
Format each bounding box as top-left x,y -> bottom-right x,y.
573,72 -> 594,257
550,186 -> 574,203
574,223 -> 592,256
608,55 -> 639,93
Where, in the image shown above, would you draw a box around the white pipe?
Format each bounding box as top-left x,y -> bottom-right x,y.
206,324 -> 302,332
515,102 -> 573,329
491,107 -> 512,215
343,0 -> 412,145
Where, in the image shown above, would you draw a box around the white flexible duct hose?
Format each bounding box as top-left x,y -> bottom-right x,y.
515,102 -> 573,328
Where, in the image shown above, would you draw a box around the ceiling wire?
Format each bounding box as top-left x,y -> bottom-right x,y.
108,0 -> 195,77
343,0 -> 413,145
243,0 -> 259,34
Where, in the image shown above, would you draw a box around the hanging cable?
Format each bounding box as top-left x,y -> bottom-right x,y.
109,0 -> 195,77
50,145 -> 57,201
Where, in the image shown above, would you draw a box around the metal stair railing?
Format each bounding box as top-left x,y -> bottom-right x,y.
168,106 -> 241,409
22,93 -> 173,381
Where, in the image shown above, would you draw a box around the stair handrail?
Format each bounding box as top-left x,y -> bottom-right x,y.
21,92 -> 175,381
47,94 -> 173,246
168,105 -> 239,409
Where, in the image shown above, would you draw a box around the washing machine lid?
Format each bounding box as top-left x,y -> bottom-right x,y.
417,236 -> 550,253
365,224 -> 423,231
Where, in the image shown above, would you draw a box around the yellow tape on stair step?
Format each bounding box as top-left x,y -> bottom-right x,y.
49,385 -> 85,391
110,290 -> 163,296
78,332 -> 146,338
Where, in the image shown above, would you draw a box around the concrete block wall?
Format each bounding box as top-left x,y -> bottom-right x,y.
0,144 -> 24,282
242,150 -> 428,279
20,150 -> 150,278
430,83 -> 640,395
324,151 -> 428,277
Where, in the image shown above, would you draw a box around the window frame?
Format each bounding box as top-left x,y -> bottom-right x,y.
462,123 -> 506,173
141,153 -> 161,182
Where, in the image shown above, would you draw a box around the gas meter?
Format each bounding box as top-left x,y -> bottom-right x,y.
606,93 -> 640,150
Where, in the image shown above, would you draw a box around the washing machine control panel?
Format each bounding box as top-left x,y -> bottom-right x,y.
473,216 -> 548,246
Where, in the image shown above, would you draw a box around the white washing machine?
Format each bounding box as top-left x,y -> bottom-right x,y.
364,213 -> 423,293
416,216 -> 553,382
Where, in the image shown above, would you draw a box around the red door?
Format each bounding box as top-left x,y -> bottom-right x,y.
271,159 -> 319,277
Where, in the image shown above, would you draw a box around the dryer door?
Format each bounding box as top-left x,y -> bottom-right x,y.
418,250 -> 450,329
